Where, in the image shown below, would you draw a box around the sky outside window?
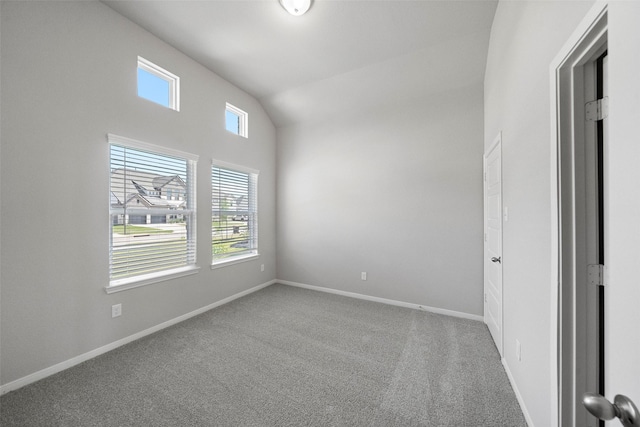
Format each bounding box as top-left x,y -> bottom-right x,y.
138,68 -> 170,107
226,109 -> 240,134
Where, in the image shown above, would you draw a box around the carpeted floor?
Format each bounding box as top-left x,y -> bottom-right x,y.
0,284 -> 527,426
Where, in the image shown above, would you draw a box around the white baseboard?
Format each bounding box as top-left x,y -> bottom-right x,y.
0,279 -> 277,396
277,279 -> 484,322
502,357 -> 534,427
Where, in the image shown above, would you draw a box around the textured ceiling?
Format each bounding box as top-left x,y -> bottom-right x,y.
104,0 -> 498,127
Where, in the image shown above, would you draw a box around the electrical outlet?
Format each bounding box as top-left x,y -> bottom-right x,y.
361,272 -> 367,281
260,264 -> 265,272
112,304 -> 122,318
516,339 -> 522,361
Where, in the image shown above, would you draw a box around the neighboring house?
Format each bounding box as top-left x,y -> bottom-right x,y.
110,168 -> 187,225
211,188 -> 248,220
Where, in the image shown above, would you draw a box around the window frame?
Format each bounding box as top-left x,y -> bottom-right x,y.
211,159 -> 259,268
137,56 -> 180,111
106,134 -> 199,294
225,103 -> 249,138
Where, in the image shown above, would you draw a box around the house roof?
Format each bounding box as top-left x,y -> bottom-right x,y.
110,168 -> 187,210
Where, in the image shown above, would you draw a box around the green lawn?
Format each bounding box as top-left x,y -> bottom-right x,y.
212,218 -> 249,258
213,239 -> 248,258
112,225 -> 174,235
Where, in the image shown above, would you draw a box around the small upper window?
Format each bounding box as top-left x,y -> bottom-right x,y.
137,56 -> 180,111
225,103 -> 248,138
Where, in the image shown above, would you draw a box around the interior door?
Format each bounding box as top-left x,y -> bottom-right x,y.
582,3 -> 640,425
601,3 -> 640,425
484,134 -> 503,356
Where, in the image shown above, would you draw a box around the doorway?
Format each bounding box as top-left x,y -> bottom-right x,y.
551,4 -> 608,426
580,48 -> 609,427
554,3 -> 640,427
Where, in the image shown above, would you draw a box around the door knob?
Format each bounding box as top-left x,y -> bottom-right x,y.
491,257 -> 501,263
583,392 -> 640,427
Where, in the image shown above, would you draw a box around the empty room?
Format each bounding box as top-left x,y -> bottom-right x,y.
1,1 -> 639,426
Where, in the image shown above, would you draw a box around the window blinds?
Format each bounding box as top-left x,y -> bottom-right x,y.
109,135 -> 197,284
211,164 -> 258,263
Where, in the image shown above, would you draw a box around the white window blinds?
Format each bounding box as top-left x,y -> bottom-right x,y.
109,134 -> 197,287
211,162 -> 258,265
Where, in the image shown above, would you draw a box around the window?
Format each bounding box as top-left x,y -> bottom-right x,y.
108,134 -> 198,292
225,103 -> 248,138
137,56 -> 180,111
211,161 -> 258,267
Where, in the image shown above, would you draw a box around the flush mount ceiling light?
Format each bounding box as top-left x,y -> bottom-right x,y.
279,0 -> 312,16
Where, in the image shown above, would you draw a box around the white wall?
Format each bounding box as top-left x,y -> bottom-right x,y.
277,84 -> 485,317
0,1 -> 276,386
484,1 -> 595,425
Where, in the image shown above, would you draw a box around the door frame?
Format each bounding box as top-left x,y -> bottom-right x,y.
550,3 -> 608,426
484,132 -> 503,357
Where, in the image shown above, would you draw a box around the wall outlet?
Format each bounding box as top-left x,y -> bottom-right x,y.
516,339 -> 522,361
361,272 -> 367,280
260,264 -> 265,272
112,303 -> 122,318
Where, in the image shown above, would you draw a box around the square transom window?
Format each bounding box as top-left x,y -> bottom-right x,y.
225,103 -> 248,138
137,56 -> 180,111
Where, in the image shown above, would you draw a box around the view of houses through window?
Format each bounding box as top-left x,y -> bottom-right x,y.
107,59 -> 256,288
211,163 -> 258,265
109,136 -> 197,285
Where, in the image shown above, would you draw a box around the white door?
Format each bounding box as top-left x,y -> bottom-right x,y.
586,50 -> 640,427
484,134 -> 503,356
600,3 -> 640,425
555,3 -> 640,425
559,3 -> 640,425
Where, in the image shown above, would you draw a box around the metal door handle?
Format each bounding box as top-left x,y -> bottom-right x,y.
491,257 -> 501,263
583,392 -> 640,427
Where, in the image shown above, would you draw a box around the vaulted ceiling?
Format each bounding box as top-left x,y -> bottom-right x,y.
103,0 -> 498,128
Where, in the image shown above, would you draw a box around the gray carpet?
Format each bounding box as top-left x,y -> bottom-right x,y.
0,284 -> 527,426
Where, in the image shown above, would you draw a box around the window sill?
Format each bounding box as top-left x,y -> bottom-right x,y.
105,265 -> 200,294
211,253 -> 259,270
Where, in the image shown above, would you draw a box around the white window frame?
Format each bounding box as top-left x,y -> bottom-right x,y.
106,134 -> 198,293
211,160 -> 259,268
137,56 -> 180,111
225,103 -> 249,138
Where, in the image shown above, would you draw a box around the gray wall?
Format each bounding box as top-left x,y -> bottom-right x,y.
0,1 -> 276,385
277,84 -> 485,317
484,1 -> 595,425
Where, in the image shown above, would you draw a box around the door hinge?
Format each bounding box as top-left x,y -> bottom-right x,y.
484,233 -> 487,242
585,97 -> 609,121
587,264 -> 606,287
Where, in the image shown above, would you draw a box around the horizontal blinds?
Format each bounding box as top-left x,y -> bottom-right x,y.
110,141 -> 196,281
212,165 -> 258,262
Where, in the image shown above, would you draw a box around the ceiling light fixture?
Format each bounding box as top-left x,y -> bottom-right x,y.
279,0 -> 312,16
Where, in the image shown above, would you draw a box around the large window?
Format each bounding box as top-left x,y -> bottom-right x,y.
137,56 -> 180,111
108,134 -> 198,291
211,161 -> 258,267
